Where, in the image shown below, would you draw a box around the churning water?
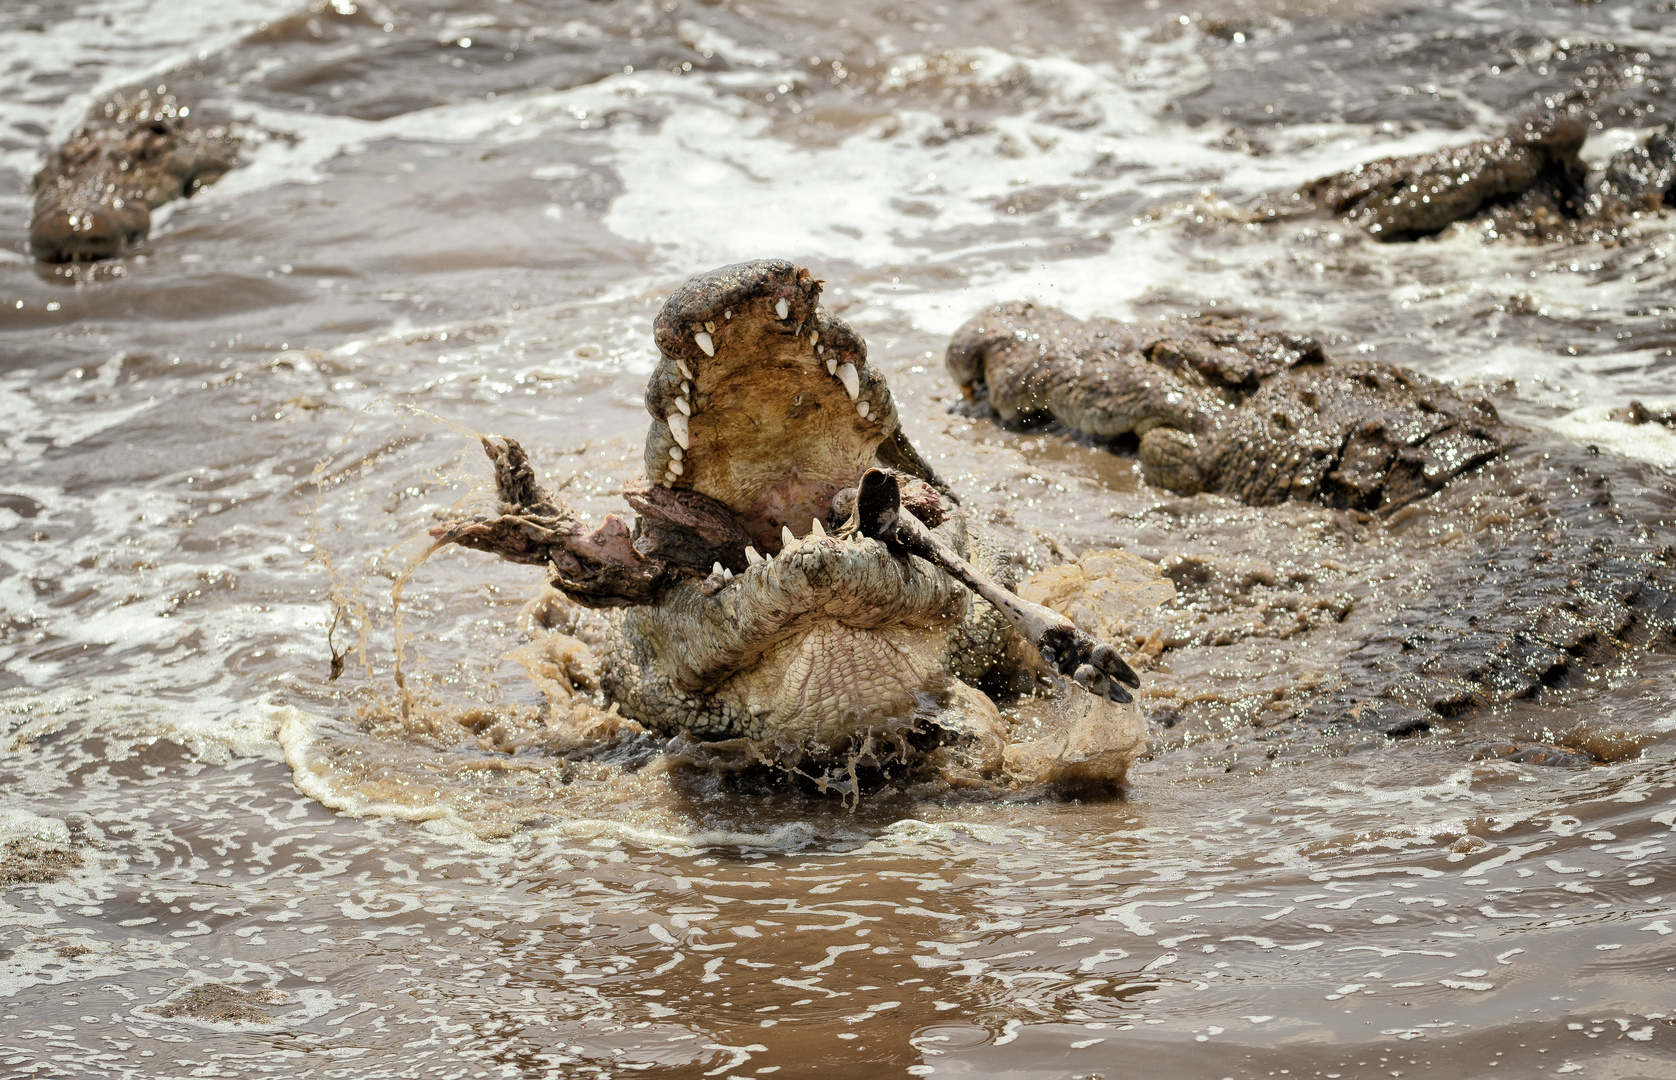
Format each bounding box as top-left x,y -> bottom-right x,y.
2,0 -> 1675,1076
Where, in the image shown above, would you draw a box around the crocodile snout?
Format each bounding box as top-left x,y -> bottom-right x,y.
29,188 -> 151,262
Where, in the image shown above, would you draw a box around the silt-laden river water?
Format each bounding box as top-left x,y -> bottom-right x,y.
2,0 -> 1675,1076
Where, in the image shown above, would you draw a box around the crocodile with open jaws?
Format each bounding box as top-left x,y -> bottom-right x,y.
947,301 -> 1676,741
28,87 -> 236,264
430,260 -> 1144,785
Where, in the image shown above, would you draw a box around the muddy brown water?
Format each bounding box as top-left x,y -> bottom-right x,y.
3,0 -> 1676,1076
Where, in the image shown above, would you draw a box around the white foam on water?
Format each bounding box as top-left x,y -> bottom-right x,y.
265,701 -> 828,855
1537,405 -> 1676,469
5,9 -> 1676,1072
0,368 -> 165,468
0,808 -> 71,847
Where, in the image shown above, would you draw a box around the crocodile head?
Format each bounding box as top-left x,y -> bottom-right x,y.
608,259 -> 1016,750
29,89 -> 235,263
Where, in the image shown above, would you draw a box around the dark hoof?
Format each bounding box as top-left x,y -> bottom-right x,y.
1044,630 -> 1139,704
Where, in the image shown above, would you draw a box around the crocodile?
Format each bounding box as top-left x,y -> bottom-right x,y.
430,260 -> 1145,785
947,301 -> 1505,511
947,301 -> 1676,741
1255,114 -> 1676,242
28,87 -> 236,263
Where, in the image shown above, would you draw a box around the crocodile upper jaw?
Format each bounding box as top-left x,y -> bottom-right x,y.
641,259 -> 899,554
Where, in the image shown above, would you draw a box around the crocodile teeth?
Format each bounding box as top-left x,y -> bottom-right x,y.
836,363 -> 860,400
712,561 -> 725,577
669,458 -> 684,476
810,517 -> 825,538
826,357 -> 837,376
781,524 -> 796,547
694,331 -> 715,357
775,297 -> 789,320
723,568 -> 733,581
676,358 -> 693,379
675,397 -> 692,416
669,445 -> 683,461
856,400 -> 870,419
809,332 -> 819,347
667,411 -> 690,449
704,320 -> 716,333
681,380 -> 690,394
745,546 -> 764,566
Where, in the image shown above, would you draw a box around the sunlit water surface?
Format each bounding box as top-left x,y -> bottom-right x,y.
2,0 -> 1675,1076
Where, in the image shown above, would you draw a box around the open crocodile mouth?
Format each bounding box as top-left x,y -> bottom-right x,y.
643,260 -> 901,554
624,260 -> 981,740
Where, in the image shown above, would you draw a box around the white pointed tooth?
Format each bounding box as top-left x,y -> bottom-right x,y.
826,357 -> 837,376
675,397 -> 691,416
676,358 -> 693,379
745,546 -> 763,566
776,297 -> 789,320
810,332 -> 818,347
723,568 -> 733,581
810,517 -> 826,538
705,320 -> 716,333
681,381 -> 691,395
694,331 -> 715,357
669,445 -> 683,461
712,561 -> 725,577
856,400 -> 870,419
669,458 -> 684,476
781,524 -> 796,547
664,469 -> 677,482
816,344 -> 824,355
724,309 -> 732,319
837,362 -> 860,400
667,411 -> 690,449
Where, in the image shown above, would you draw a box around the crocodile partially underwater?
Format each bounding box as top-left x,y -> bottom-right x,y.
948,302 -> 1676,743
431,260 -> 1146,787
1257,114 -> 1676,241
28,87 -> 236,263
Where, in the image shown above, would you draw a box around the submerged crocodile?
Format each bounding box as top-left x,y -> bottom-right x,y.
948,302 -> 1676,740
431,260 -> 1144,785
1256,114 -> 1676,242
28,87 -> 236,263
948,303 -> 1506,511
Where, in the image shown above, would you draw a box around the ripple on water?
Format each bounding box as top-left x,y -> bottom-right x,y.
4,0 -> 1676,1074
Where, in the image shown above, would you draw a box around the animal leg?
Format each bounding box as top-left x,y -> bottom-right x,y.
430,436 -> 670,607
